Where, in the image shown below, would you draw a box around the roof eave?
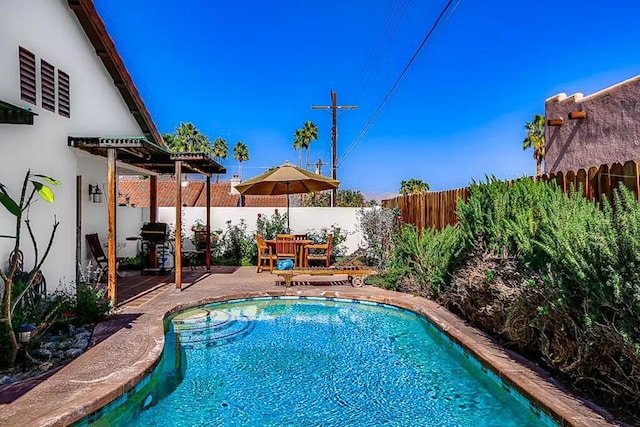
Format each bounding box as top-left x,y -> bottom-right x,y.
67,0 -> 165,148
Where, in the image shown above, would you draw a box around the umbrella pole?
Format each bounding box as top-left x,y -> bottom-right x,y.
286,183 -> 290,233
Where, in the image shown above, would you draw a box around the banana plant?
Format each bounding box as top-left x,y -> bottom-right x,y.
0,170 -> 60,369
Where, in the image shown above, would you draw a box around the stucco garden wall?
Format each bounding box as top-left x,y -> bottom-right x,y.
545,75 -> 640,173
157,207 -> 370,255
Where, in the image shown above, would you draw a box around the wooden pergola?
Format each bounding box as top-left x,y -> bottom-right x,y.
68,137 -> 226,305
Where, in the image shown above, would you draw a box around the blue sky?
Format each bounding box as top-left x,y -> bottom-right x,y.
94,0 -> 640,193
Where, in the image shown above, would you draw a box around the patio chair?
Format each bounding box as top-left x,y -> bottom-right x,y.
256,235 -> 276,273
304,234 -> 333,267
86,233 -> 125,278
275,234 -> 299,267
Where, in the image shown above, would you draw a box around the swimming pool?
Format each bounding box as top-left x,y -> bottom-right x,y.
77,297 -> 556,426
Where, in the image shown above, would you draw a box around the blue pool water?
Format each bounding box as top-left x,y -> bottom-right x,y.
81,297 -> 555,426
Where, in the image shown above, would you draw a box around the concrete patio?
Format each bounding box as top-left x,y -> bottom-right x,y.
0,267 -> 614,426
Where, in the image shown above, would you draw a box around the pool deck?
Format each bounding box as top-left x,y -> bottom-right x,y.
0,267 -> 616,426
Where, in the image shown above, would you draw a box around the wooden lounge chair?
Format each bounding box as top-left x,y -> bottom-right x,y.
256,235 -> 276,273
273,246 -> 376,287
86,233 -> 125,278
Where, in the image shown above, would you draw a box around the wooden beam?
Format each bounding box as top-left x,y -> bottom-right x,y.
206,175 -> 211,272
107,149 -> 117,306
547,118 -> 563,126
149,175 -> 158,268
174,161 -> 182,290
76,175 -> 82,286
568,111 -> 586,119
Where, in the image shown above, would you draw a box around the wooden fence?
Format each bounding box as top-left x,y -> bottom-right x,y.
382,188 -> 470,230
382,159 -> 640,231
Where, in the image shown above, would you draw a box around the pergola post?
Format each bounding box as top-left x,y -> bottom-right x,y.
206,175 -> 211,272
174,161 -> 182,290
107,148 -> 117,306
149,175 -> 158,268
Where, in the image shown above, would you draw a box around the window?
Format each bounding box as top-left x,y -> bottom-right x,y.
41,60 -> 55,112
19,47 -> 36,105
58,70 -> 70,118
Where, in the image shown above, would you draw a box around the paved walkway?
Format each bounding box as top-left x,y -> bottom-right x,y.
0,268 -> 614,426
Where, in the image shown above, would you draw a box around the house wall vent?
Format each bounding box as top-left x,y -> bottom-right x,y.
41,60 -> 55,112
19,47 -> 37,105
58,70 -> 70,118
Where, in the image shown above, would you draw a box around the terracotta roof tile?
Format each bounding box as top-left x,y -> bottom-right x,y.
118,180 -> 288,207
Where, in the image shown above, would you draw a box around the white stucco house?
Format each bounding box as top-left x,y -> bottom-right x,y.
0,0 -> 224,296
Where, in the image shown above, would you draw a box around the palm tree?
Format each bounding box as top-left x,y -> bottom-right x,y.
164,122 -> 210,153
400,178 -> 430,195
523,114 -> 546,177
212,137 -> 229,182
233,141 -> 249,179
302,121 -> 318,170
293,128 -> 305,167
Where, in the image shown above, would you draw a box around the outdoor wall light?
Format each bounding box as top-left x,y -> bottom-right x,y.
89,183 -> 103,203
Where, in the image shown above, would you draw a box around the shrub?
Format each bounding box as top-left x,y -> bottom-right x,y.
118,254 -> 144,270
384,224 -> 463,296
74,263 -> 112,325
450,178 -> 640,414
357,207 -> 399,268
255,209 -> 288,240
219,220 -> 252,266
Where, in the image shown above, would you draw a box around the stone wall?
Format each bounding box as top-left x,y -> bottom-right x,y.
545,75 -> 640,173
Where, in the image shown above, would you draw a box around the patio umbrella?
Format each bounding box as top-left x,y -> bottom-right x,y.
235,161 -> 340,231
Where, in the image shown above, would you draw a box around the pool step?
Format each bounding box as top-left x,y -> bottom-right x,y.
172,309 -> 255,349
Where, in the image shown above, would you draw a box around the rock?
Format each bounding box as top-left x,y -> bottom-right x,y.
37,362 -> 53,371
32,348 -> 52,360
76,331 -> 91,342
0,375 -> 16,385
64,348 -> 83,358
68,324 -> 76,336
74,339 -> 89,350
56,340 -> 72,351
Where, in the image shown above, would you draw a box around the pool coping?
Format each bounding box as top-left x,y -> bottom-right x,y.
0,277 -> 617,426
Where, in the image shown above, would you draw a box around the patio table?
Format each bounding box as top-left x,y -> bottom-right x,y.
265,239 -> 312,267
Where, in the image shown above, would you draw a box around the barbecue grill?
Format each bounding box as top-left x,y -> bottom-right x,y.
140,222 -> 172,274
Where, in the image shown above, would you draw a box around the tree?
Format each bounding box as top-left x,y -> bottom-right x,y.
233,141 -> 249,179
293,129 -> 305,168
400,178 -> 430,195
0,171 -> 60,369
303,189 -> 366,207
523,114 -> 546,177
212,137 -> 229,182
302,121 -> 319,170
293,121 -> 319,169
163,122 -> 211,154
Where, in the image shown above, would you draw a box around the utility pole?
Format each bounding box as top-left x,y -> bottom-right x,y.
314,158 -> 324,175
312,89 -> 357,207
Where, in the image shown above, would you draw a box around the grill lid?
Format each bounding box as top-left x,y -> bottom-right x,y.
141,222 -> 168,242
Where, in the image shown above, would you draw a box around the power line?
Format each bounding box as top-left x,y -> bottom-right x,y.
339,0 -> 458,165
353,0 -> 411,102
